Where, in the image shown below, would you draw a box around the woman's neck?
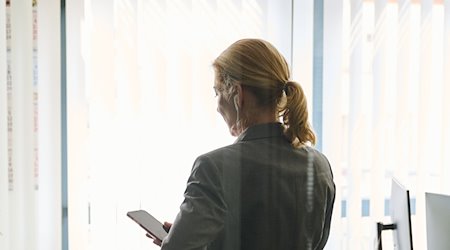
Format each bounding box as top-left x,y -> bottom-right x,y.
241,108 -> 278,130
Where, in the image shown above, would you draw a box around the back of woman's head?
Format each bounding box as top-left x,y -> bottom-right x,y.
213,38 -> 316,147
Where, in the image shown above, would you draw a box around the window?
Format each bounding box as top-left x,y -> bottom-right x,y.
341,200 -> 347,218
361,199 -> 370,217
66,1 -> 297,249
384,198 -> 390,216
322,0 -> 450,249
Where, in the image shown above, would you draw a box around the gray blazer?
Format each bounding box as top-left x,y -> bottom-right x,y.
161,123 -> 335,250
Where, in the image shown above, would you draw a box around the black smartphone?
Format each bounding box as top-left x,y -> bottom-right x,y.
127,210 -> 168,241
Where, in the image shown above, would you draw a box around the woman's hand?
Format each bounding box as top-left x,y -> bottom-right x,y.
146,222 -> 172,246
162,222 -> 172,233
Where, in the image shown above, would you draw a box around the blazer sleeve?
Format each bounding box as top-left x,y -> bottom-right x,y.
161,154 -> 227,250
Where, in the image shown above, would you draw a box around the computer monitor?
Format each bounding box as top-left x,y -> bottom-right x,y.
425,192 -> 450,250
377,178 -> 413,250
390,178 -> 413,250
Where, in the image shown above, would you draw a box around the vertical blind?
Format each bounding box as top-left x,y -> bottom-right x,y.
66,0 -> 296,249
322,0 -> 450,249
2,0 -> 449,250
0,0 -> 62,250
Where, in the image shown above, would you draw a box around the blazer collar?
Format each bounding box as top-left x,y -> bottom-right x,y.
235,122 -> 285,143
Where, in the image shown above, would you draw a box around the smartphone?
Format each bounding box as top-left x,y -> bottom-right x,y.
127,210 -> 168,241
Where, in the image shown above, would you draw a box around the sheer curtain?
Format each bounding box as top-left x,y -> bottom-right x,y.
66,1 -> 296,249
0,1 -> 62,250
322,0 -> 450,249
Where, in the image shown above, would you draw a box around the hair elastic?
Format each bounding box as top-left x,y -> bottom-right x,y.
283,81 -> 290,93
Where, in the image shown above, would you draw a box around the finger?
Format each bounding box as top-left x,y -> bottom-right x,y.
146,233 -> 162,246
153,238 -> 162,246
163,222 -> 172,232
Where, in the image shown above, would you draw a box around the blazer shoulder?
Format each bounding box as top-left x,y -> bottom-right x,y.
199,143 -> 242,159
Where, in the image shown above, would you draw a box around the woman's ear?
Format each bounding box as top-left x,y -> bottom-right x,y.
234,84 -> 243,109
233,95 -> 239,110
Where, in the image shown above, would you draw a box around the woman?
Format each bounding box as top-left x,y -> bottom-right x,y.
152,38 -> 335,250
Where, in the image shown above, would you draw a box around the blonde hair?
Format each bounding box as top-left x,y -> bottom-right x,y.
213,38 -> 316,147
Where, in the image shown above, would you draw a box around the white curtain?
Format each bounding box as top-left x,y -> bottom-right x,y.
322,0 -> 450,249
0,1 -> 61,250
66,0 -> 297,250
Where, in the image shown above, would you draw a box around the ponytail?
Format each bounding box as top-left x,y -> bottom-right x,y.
281,81 -> 316,148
